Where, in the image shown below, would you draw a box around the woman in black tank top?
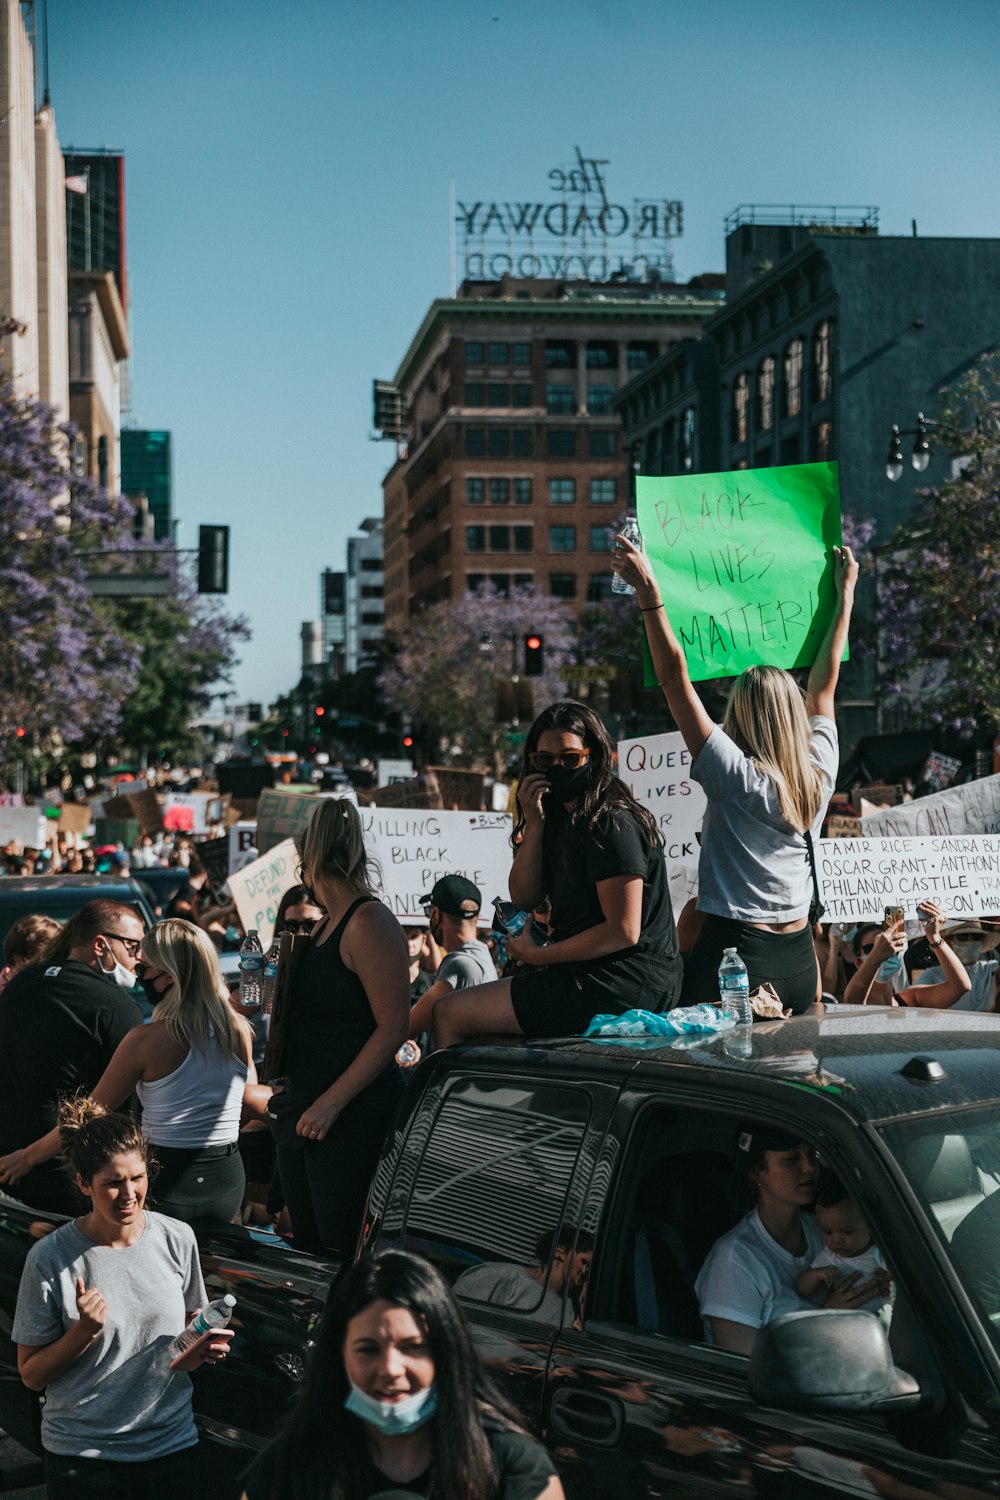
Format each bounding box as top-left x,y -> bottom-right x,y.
268,800 -> 409,1255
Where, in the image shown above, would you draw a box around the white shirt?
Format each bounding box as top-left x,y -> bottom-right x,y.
695,1207 -> 824,1339
809,1243 -> 888,1315
914,958 -> 997,1012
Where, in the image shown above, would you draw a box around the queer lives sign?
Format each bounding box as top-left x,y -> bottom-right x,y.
616,729 -> 706,916
636,463 -> 843,682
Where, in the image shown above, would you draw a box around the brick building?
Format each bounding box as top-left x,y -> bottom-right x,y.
377,275 -> 723,631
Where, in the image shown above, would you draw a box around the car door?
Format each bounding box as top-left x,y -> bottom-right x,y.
544,1090 -> 1000,1500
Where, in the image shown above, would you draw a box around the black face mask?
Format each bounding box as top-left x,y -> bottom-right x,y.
545,761 -> 594,803
136,968 -> 170,1007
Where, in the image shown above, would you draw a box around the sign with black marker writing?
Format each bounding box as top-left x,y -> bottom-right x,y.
817,834 -> 1000,921
616,729 -> 706,916
636,463 -> 844,683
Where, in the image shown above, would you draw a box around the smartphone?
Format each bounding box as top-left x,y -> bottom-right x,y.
883,905 -> 904,930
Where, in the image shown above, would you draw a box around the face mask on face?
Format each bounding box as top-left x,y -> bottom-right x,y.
101,951 -> 137,989
545,761 -> 593,803
344,1380 -> 438,1436
950,939 -> 983,967
136,971 -> 168,1006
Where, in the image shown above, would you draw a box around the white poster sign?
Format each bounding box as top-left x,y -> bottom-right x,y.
228,822 -> 259,872
616,729 -> 706,915
164,792 -> 214,835
229,838 -> 299,949
817,834 -> 1000,921
860,774 -> 1000,839
377,759 -> 414,787
361,808 -> 513,923
0,807 -> 49,848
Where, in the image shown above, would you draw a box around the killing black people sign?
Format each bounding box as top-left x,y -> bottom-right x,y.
636,462 -> 844,683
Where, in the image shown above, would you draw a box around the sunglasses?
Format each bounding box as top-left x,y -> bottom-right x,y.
283,918 -> 318,935
528,750 -> 591,773
100,932 -> 143,958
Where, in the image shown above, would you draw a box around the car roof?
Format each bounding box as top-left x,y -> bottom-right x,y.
0,874 -> 138,892
453,1009 -> 1000,1127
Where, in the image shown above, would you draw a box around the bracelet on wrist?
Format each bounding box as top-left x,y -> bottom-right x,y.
639,602 -> 664,613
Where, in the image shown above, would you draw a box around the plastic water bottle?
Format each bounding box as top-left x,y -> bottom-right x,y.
492,897 -> 528,936
718,948 -> 752,1026
395,1040 -> 421,1069
261,938 -> 280,1013
611,515 -> 643,595
239,931 -> 263,1009
167,1294 -> 236,1364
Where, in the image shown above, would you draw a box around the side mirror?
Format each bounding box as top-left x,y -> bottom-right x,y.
749,1310 -> 921,1413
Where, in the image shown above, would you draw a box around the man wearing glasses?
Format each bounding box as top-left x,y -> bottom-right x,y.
0,901 -> 145,1215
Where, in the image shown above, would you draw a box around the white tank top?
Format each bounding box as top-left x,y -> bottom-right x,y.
137,1030 -> 247,1148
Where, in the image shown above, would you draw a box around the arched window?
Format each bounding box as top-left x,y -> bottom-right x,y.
758,357 -> 775,432
732,371 -> 749,444
783,339 -> 803,418
813,321 -> 832,401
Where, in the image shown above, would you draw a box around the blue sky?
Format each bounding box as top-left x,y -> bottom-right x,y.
50,0 -> 1000,709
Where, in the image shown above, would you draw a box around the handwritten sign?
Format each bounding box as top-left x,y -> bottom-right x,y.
164,792 -> 215,835
636,462 -> 843,682
860,774 -> 1000,839
616,729 -> 705,915
102,788 -> 163,837
817,834 -> 1000,921
229,822 -> 258,872
229,838 -> 299,948
0,807 -> 49,847
361,809 -> 513,922
256,787 -> 357,853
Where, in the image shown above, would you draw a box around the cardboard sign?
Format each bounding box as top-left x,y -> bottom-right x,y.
102,788 -> 163,836
616,729 -> 706,915
164,792 -> 215,835
860,774 -> 1000,839
256,789 -> 327,854
229,839 -> 299,949
636,462 -> 843,683
923,752 -> 962,793
817,834 -> 1000,921
851,783 -> 903,814
57,803 -> 92,836
197,836 -> 231,896
0,807 -> 49,848
361,809 -> 513,922
825,815 -> 862,839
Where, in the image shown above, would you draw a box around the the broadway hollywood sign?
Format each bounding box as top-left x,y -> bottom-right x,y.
457,146 -> 683,284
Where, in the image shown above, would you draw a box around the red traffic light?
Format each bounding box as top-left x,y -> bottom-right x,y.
314,706 -> 325,717
525,635 -> 541,651
14,726 -> 26,738
402,735 -> 413,749
523,633 -> 544,676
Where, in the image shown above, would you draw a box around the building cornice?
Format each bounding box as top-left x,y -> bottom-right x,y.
68,270 -> 130,360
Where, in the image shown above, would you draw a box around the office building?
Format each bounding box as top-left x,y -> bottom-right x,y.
121,428 -> 172,539
67,268 -> 129,493
346,517 -> 384,673
321,568 -> 347,676
64,148 -> 127,308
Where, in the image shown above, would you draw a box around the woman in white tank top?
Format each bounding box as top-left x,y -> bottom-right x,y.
1,920 -> 266,1225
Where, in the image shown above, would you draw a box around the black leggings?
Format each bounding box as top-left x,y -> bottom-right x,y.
681,915 -> 818,1014
147,1142 -> 244,1225
45,1444 -> 206,1500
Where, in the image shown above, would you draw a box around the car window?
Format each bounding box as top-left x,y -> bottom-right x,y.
397,1076 -> 591,1317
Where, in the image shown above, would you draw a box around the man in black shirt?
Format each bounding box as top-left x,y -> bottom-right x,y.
0,899 -> 145,1215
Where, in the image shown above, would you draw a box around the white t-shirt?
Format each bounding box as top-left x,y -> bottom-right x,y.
695,1207 -> 824,1341
913,958 -> 997,1012
809,1243 -> 888,1315
691,716 -> 838,924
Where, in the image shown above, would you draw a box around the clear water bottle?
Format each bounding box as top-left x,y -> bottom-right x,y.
611,515 -> 643,595
239,931 -> 263,1009
167,1293 -> 236,1364
261,938 -> 280,1013
395,1040 -> 421,1069
718,947 -> 752,1026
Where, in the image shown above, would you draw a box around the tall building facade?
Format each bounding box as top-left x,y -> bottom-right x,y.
67,269 -> 129,493
345,517 -> 385,673
377,275 -> 722,627
121,428 -> 172,538
321,568 -> 347,675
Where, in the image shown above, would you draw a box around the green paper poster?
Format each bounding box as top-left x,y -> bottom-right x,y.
636,461 -> 844,684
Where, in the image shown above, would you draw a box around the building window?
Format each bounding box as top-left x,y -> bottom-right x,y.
783,339 -> 803,418
466,477 -> 485,504
465,383 -> 484,408
758,357 -> 775,432
466,526 -> 485,552
514,525 -> 532,552
487,429 -> 510,457
512,428 -> 533,456
514,478 -> 533,504
550,573 -> 577,598
812,420 -> 833,461
546,384 -> 575,414
512,342 -> 531,366
360,610 -> 384,625
489,525 -> 510,551
549,478 -> 576,505
487,342 -> 508,365
465,341 -> 484,365
487,383 -> 509,407
468,573 -> 486,591
588,430 -> 616,457
732,371 -> 749,444
681,406 -> 696,471
547,429 -> 576,457
545,341 -> 573,368
781,434 -> 801,465
586,341 -> 615,368
489,478 -> 510,505
627,343 -> 654,370
549,525 -> 576,553
465,428 -> 485,456
514,571 -> 533,589
813,321 -> 832,401
590,523 -> 611,551
588,573 -> 613,601
587,385 -> 614,415
589,478 -> 616,504
512,383 -> 533,408
489,573 -> 510,595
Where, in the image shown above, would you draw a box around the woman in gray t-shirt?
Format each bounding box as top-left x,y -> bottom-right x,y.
612,536 -> 858,1013
13,1098 -> 231,1499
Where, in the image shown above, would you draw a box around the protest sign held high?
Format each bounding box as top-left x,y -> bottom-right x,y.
229,839 -> 299,948
636,462 -> 844,682
817,834 -> 1000,921
860,774 -> 1000,839
616,729 -> 705,915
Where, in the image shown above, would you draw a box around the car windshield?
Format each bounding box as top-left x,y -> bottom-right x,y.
879,1107 -> 1000,1348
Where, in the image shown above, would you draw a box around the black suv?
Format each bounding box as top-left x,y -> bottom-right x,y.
0,874 -> 156,948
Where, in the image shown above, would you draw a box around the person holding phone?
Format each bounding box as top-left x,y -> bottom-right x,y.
432,700 -> 682,1048
844,899 -> 972,1007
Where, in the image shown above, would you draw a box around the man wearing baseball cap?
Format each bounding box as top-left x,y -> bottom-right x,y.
406,876 -> 497,1045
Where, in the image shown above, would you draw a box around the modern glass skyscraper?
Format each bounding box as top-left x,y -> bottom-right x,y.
121,429 -> 172,539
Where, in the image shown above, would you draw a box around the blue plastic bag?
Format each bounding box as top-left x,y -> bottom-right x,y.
584,1004 -> 736,1039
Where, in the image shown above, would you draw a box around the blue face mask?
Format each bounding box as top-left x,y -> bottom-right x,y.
344,1380 -> 438,1436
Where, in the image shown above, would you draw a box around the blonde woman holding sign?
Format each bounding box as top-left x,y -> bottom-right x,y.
611,535 -> 857,1013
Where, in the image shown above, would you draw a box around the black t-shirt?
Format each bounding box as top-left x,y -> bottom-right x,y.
0,959 -> 143,1147
541,805 -> 678,961
242,1420 -> 556,1500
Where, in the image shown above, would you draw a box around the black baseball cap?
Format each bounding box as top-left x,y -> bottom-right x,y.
737,1127 -> 801,1156
421,875 -> 482,919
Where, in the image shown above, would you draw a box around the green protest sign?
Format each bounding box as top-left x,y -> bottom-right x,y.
636,461 -> 844,683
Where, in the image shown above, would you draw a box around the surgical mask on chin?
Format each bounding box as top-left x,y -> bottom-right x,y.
102,955 -> 137,989
545,761 -> 593,803
344,1380 -> 438,1436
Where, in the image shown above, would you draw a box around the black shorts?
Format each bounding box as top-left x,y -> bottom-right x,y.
680,915 -> 818,1014
510,950 -> 683,1038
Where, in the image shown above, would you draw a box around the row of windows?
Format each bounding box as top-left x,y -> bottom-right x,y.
465,340 -> 656,371
464,383 -> 617,414
466,476 -> 617,506
731,322 -> 832,441
468,572 -> 613,601
465,427 -> 617,458
466,522 -> 614,554
465,341 -> 532,367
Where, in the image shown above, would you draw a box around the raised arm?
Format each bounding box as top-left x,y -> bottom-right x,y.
610,531 -> 714,760
806,546 -> 858,720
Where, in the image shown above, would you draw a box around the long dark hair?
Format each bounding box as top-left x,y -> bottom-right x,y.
263,1250 -> 527,1500
512,699 -> 661,851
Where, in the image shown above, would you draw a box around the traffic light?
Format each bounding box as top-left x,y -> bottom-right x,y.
197,525 -> 230,594
524,634 -> 544,676
314,706 -> 325,718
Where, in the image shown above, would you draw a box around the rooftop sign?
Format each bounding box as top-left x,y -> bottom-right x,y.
457,147 -> 683,285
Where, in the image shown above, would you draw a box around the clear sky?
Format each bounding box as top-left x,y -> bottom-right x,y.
49,0 -> 1000,710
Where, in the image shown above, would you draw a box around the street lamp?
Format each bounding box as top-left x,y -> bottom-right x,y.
885,412 -> 963,481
